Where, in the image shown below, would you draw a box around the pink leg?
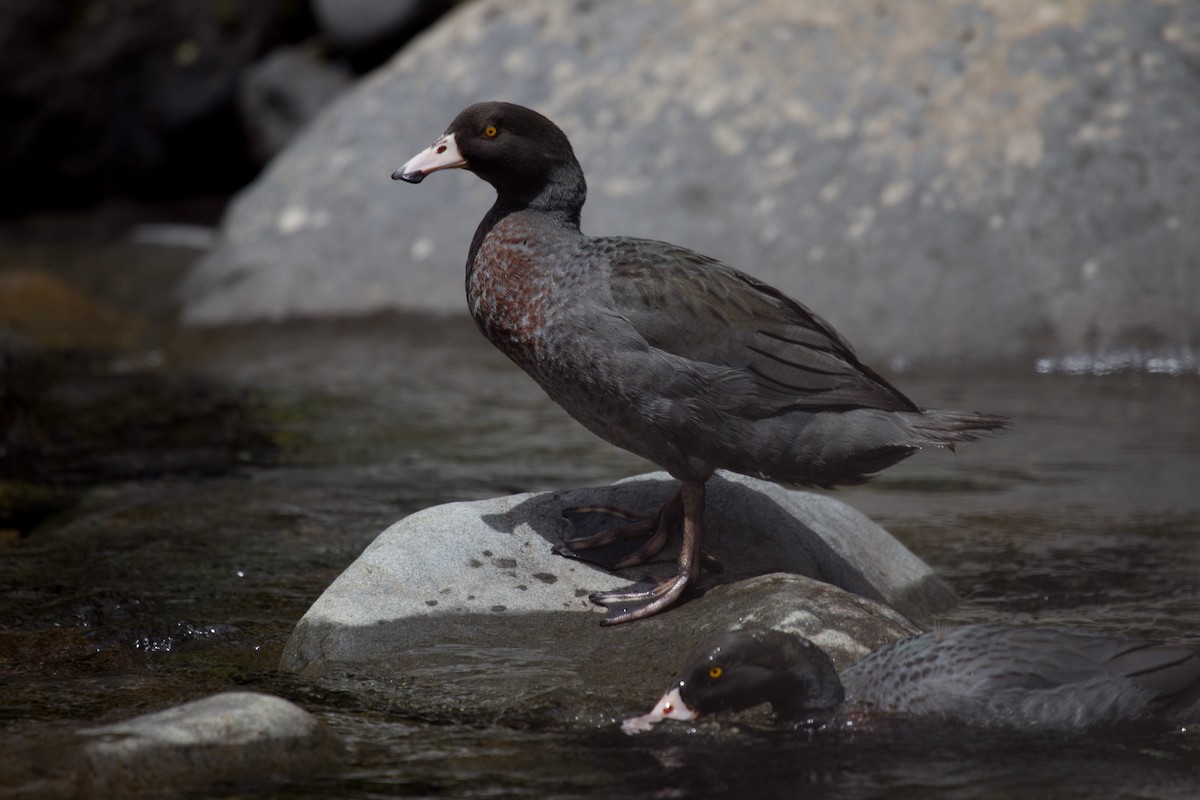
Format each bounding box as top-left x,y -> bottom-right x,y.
591,481 -> 705,625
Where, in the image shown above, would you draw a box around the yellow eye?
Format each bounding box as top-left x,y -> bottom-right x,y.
708,666 -> 723,680
483,125 -> 498,138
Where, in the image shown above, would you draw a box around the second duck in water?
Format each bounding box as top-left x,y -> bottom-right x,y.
624,626 -> 1200,734
395,102 -> 1006,624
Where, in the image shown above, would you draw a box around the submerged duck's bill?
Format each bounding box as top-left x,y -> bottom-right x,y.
621,686 -> 695,734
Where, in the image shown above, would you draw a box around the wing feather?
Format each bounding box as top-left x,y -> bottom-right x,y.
600,237 -> 917,414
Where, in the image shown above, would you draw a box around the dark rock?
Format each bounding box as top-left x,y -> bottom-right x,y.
312,0 -> 454,69
182,0 -> 1200,367
239,45 -> 353,164
0,0 -> 314,211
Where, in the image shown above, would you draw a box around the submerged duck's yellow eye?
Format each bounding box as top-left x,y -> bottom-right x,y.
708,666 -> 723,680
483,125 -> 498,138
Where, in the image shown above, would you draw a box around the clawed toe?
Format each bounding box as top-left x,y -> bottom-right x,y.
553,483 -> 706,624
590,572 -> 694,625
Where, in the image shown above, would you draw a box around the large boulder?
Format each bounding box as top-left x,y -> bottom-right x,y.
181,0 -> 1199,366
280,472 -> 943,725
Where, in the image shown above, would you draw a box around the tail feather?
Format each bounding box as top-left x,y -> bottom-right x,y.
737,407 -> 1008,489
1106,641 -> 1200,717
907,410 -> 1010,450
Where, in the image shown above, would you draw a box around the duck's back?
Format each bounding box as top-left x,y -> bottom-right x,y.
467,212 -> 1004,486
841,624 -> 1200,732
598,235 -> 918,412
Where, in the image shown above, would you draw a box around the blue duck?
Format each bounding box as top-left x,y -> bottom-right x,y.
623,626 -> 1200,734
394,102 -> 1006,624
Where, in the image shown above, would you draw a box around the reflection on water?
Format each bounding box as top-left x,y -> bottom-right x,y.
1035,349 -> 1200,377
2,314 -> 1199,798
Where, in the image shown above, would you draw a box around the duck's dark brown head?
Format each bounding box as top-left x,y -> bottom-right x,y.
680,630 -> 845,716
622,629 -> 846,733
394,101 -> 586,216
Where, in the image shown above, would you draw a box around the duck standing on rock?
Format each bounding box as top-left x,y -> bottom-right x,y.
394,102 -> 1006,625
623,626 -> 1200,734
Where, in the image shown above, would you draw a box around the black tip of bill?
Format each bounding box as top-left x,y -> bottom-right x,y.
392,169 -> 424,183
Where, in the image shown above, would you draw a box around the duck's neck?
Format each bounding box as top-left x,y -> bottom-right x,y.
524,160 -> 586,223
772,649 -> 846,720
466,160 -> 586,265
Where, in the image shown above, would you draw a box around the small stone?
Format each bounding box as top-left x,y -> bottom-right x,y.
10,692 -> 340,797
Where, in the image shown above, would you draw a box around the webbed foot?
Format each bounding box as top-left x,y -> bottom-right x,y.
553,489 -> 683,570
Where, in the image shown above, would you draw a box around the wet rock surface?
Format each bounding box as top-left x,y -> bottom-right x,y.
184,0 -> 1200,365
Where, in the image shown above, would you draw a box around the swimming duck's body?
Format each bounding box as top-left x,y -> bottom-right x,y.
624,625 -> 1200,734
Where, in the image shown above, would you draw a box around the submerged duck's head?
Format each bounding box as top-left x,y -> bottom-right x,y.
394,101 -> 584,211
623,629 -> 846,733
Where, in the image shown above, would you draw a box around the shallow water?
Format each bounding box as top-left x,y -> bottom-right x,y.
2,311 -> 1199,798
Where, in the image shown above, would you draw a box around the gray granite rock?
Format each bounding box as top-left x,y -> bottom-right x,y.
6,692 -> 338,797
79,692 -> 335,794
280,472 -> 946,725
182,0 -> 1199,367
